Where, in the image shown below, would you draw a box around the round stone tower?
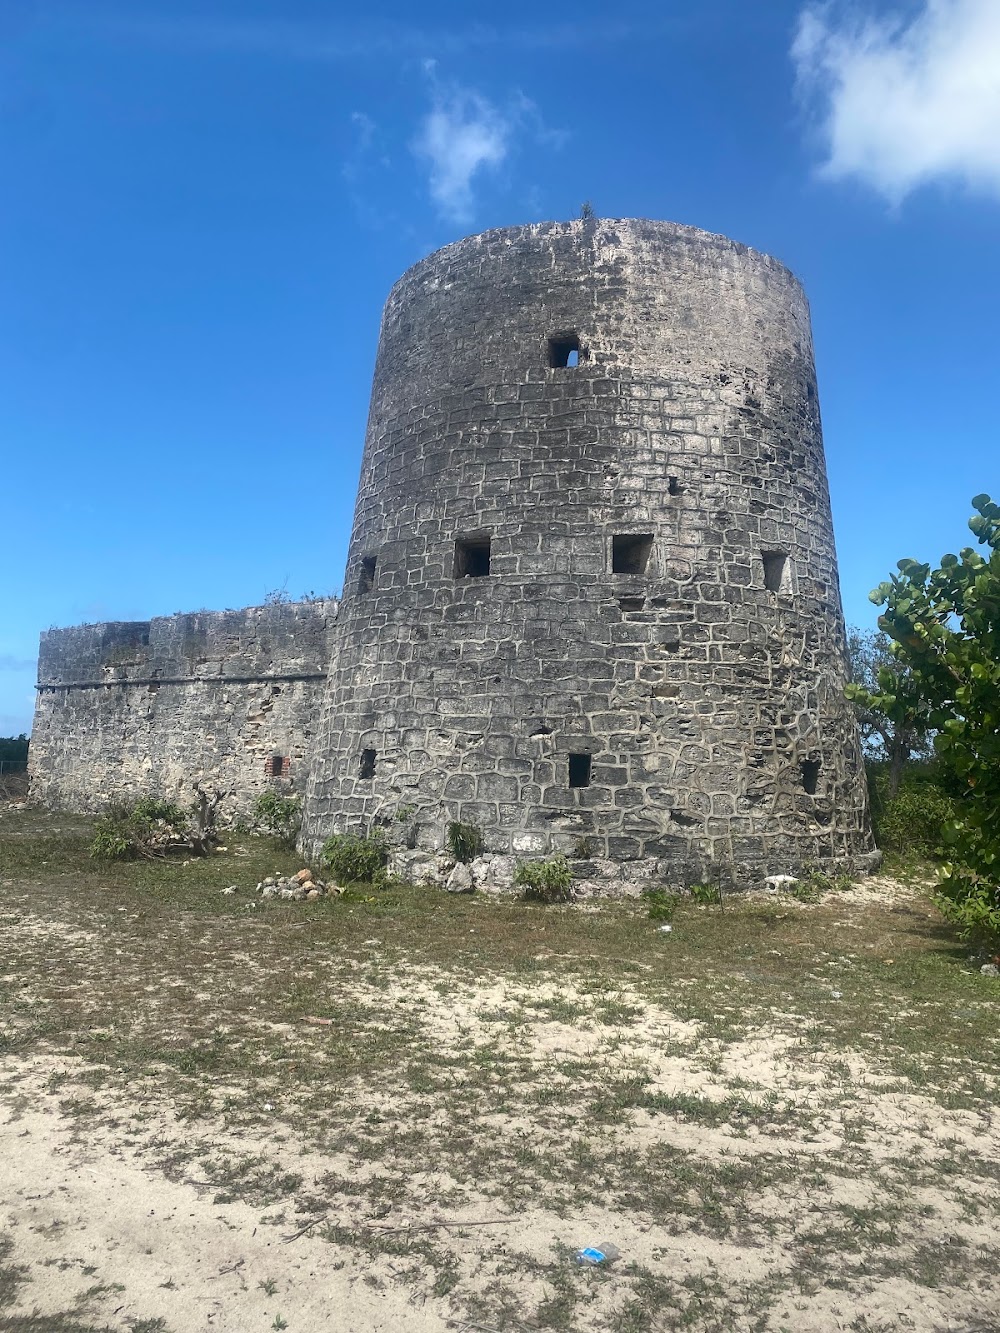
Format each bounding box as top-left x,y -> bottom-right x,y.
303,218 -> 875,884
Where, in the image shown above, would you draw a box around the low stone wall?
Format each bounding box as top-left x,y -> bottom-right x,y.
29,601 -> 337,823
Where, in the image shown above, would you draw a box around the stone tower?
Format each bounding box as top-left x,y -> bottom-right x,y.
302,219 -> 875,884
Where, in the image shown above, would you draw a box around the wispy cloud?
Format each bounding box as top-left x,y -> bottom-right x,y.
0,655 -> 35,673
412,77 -> 514,224
92,14 -> 650,62
792,0 -> 1000,203
410,66 -> 565,224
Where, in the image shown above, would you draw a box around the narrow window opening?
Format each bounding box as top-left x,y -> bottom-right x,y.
454,536 -> 491,578
359,748 -> 377,780
800,759 -> 820,795
612,533 -> 654,576
618,596 -> 645,612
568,753 -> 592,788
548,333 -> 580,368
668,475 -> 682,497
762,551 -> 790,594
358,556 -> 377,596
265,755 -> 288,778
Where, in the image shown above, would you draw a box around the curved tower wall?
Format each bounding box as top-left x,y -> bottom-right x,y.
304,219 -> 873,881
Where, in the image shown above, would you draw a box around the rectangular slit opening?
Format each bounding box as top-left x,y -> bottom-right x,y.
568,753 -> 592,788
762,551 -> 790,594
800,758 -> 820,795
612,533 -> 653,575
454,536 -> 491,578
358,556 -> 377,596
548,333 -> 580,368
265,755 -> 288,778
359,748 -> 376,780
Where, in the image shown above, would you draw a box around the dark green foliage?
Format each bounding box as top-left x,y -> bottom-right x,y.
320,830 -> 389,885
851,494 -> 1000,945
644,888 -> 680,921
0,734 -> 28,764
446,820 -> 483,863
251,792 -> 301,848
90,798 -> 190,861
847,627 -> 930,796
867,762 -> 958,859
514,855 -> 573,903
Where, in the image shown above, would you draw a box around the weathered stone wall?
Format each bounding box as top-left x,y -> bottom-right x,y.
30,601 -> 337,821
302,218 -> 875,883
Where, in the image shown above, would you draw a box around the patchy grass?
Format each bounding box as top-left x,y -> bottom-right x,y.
1,807 -> 999,1331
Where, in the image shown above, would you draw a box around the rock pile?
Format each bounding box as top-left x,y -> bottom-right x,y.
253,868 -> 340,901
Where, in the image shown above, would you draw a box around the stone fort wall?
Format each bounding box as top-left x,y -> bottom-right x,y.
29,217 -> 875,886
302,218 -> 875,883
29,601 -> 336,821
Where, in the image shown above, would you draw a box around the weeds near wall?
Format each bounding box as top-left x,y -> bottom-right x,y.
644,889 -> 680,921
251,792 -> 301,849
90,799 -> 191,861
320,830 -> 389,886
515,855 -> 573,904
446,821 -> 483,863
689,883 -> 722,906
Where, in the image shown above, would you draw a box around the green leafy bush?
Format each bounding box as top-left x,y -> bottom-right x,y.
867,765 -> 957,859
515,855 -> 573,903
644,888 -> 679,921
446,820 -> 483,863
689,882 -> 721,905
251,791 -> 302,848
320,830 -> 389,885
90,797 -> 190,861
851,493 -> 1000,946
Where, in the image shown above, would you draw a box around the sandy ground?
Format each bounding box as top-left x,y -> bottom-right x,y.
2,856 -> 998,1332
1,1054 -> 456,1331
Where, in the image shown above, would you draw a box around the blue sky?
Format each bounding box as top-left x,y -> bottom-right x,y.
2,0 -> 998,735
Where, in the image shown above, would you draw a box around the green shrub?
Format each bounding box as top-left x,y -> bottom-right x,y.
873,780 -> 957,858
320,830 -> 389,885
644,888 -> 679,921
515,855 -> 573,903
251,791 -> 302,847
446,820 -> 483,863
90,798 -> 189,861
689,882 -> 721,905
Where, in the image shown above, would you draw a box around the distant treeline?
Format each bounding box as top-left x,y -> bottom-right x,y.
0,735 -> 29,763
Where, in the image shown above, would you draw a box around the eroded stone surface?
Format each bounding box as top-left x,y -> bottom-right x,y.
301,219 -> 874,883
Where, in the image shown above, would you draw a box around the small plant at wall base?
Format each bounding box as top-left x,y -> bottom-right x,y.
644,889 -> 680,921
689,882 -> 721,906
320,830 -> 389,886
446,821 -> 483,863
515,855 -> 574,903
848,493 -> 1000,947
252,792 -> 301,848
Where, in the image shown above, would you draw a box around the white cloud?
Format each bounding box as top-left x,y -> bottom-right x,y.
412,77 -> 516,223
792,0 -> 1000,203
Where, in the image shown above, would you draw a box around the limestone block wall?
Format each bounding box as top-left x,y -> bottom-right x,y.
30,601 -> 337,821
303,218 -> 875,882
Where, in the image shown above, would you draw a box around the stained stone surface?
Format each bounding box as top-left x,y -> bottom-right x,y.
301,218 -> 875,883
29,602 -> 337,821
